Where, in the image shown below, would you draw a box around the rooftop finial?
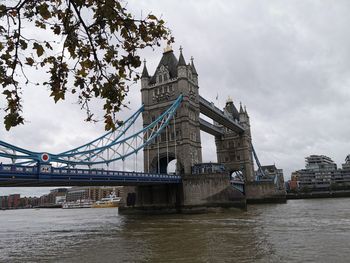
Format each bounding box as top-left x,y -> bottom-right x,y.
191,56 -> 194,63
226,96 -> 233,103
179,46 -> 183,53
143,59 -> 146,66
163,44 -> 173,53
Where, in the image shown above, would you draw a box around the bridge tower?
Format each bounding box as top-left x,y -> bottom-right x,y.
215,99 -> 255,182
141,46 -> 202,175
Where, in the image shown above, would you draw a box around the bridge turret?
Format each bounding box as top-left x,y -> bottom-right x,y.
239,104 -> 250,129
141,60 -> 150,85
239,102 -> 246,121
215,98 -> 254,182
244,106 -> 250,123
224,97 -> 239,120
141,45 -> 202,175
141,60 -> 150,105
190,56 -> 198,86
177,46 -> 187,79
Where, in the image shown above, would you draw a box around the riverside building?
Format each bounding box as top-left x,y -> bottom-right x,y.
66,186 -> 122,202
288,155 -> 350,191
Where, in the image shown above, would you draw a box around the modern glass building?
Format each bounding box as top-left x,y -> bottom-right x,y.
290,155 -> 350,191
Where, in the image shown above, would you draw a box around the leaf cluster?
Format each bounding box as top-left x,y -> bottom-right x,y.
0,0 -> 173,130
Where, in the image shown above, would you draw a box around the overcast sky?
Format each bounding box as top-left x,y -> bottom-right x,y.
1,0 -> 350,196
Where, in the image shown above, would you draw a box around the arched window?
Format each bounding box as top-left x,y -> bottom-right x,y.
158,75 -> 163,83
164,74 -> 168,81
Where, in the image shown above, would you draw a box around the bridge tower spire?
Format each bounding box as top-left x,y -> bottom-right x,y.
141,46 -> 202,175
215,98 -> 255,182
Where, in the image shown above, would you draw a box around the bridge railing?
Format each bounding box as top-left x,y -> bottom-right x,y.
0,163 -> 181,181
0,164 -> 38,174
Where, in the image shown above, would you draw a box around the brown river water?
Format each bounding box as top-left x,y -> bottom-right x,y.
1,198 -> 350,262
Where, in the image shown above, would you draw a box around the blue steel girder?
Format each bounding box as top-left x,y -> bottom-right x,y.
0,95 -> 183,167
58,105 -> 144,157
50,95 -> 183,166
0,105 -> 143,164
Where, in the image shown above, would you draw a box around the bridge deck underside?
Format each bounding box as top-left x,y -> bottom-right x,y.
199,96 -> 244,134
199,118 -> 224,136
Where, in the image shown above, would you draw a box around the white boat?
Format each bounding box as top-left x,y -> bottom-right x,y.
92,192 -> 121,208
62,199 -> 93,209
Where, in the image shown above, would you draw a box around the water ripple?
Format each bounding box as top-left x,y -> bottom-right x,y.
1,199 -> 350,262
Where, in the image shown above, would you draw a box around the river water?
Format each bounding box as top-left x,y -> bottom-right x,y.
1,198 -> 350,262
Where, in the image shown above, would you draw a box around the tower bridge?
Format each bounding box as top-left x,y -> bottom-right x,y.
0,46 -> 285,212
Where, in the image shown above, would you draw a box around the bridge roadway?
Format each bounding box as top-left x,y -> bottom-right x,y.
199,96 -> 245,134
199,118 -> 224,137
0,164 -> 181,187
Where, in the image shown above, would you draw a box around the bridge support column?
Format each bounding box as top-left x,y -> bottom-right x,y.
180,173 -> 246,212
119,173 -> 246,214
119,184 -> 182,214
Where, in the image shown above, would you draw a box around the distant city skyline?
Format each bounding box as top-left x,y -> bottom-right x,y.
2,0 -> 350,196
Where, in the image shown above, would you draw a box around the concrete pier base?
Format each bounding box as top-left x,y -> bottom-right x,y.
180,174 -> 246,212
119,173 -> 246,214
245,181 -> 286,204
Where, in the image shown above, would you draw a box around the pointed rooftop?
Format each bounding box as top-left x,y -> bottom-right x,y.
141,59 -> 149,78
149,45 -> 178,84
239,102 -> 244,113
244,105 -> 249,116
224,96 -> 239,119
177,46 -> 186,67
190,56 -> 198,75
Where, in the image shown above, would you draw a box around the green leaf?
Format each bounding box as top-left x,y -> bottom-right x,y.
4,113 -> 24,131
25,57 -> 34,66
2,89 -> 11,97
19,39 -> 28,50
53,25 -> 61,35
148,14 -> 157,20
33,43 -> 44,57
37,3 -> 51,19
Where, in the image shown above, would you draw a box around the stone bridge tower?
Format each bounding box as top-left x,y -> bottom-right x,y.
141,46 -> 202,175
215,99 -> 255,182
120,47 -> 257,213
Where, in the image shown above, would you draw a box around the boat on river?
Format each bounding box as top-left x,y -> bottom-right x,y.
62,200 -> 93,209
92,193 -> 121,208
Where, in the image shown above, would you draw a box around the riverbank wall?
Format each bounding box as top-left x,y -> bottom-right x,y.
245,181 -> 286,204
287,190 -> 350,199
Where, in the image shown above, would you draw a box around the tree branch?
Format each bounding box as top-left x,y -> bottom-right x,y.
69,0 -> 103,74
11,8 -> 21,82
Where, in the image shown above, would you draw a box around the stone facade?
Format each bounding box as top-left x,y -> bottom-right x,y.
141,47 -> 202,175
215,100 -> 255,182
182,173 -> 245,209
245,182 -> 286,203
